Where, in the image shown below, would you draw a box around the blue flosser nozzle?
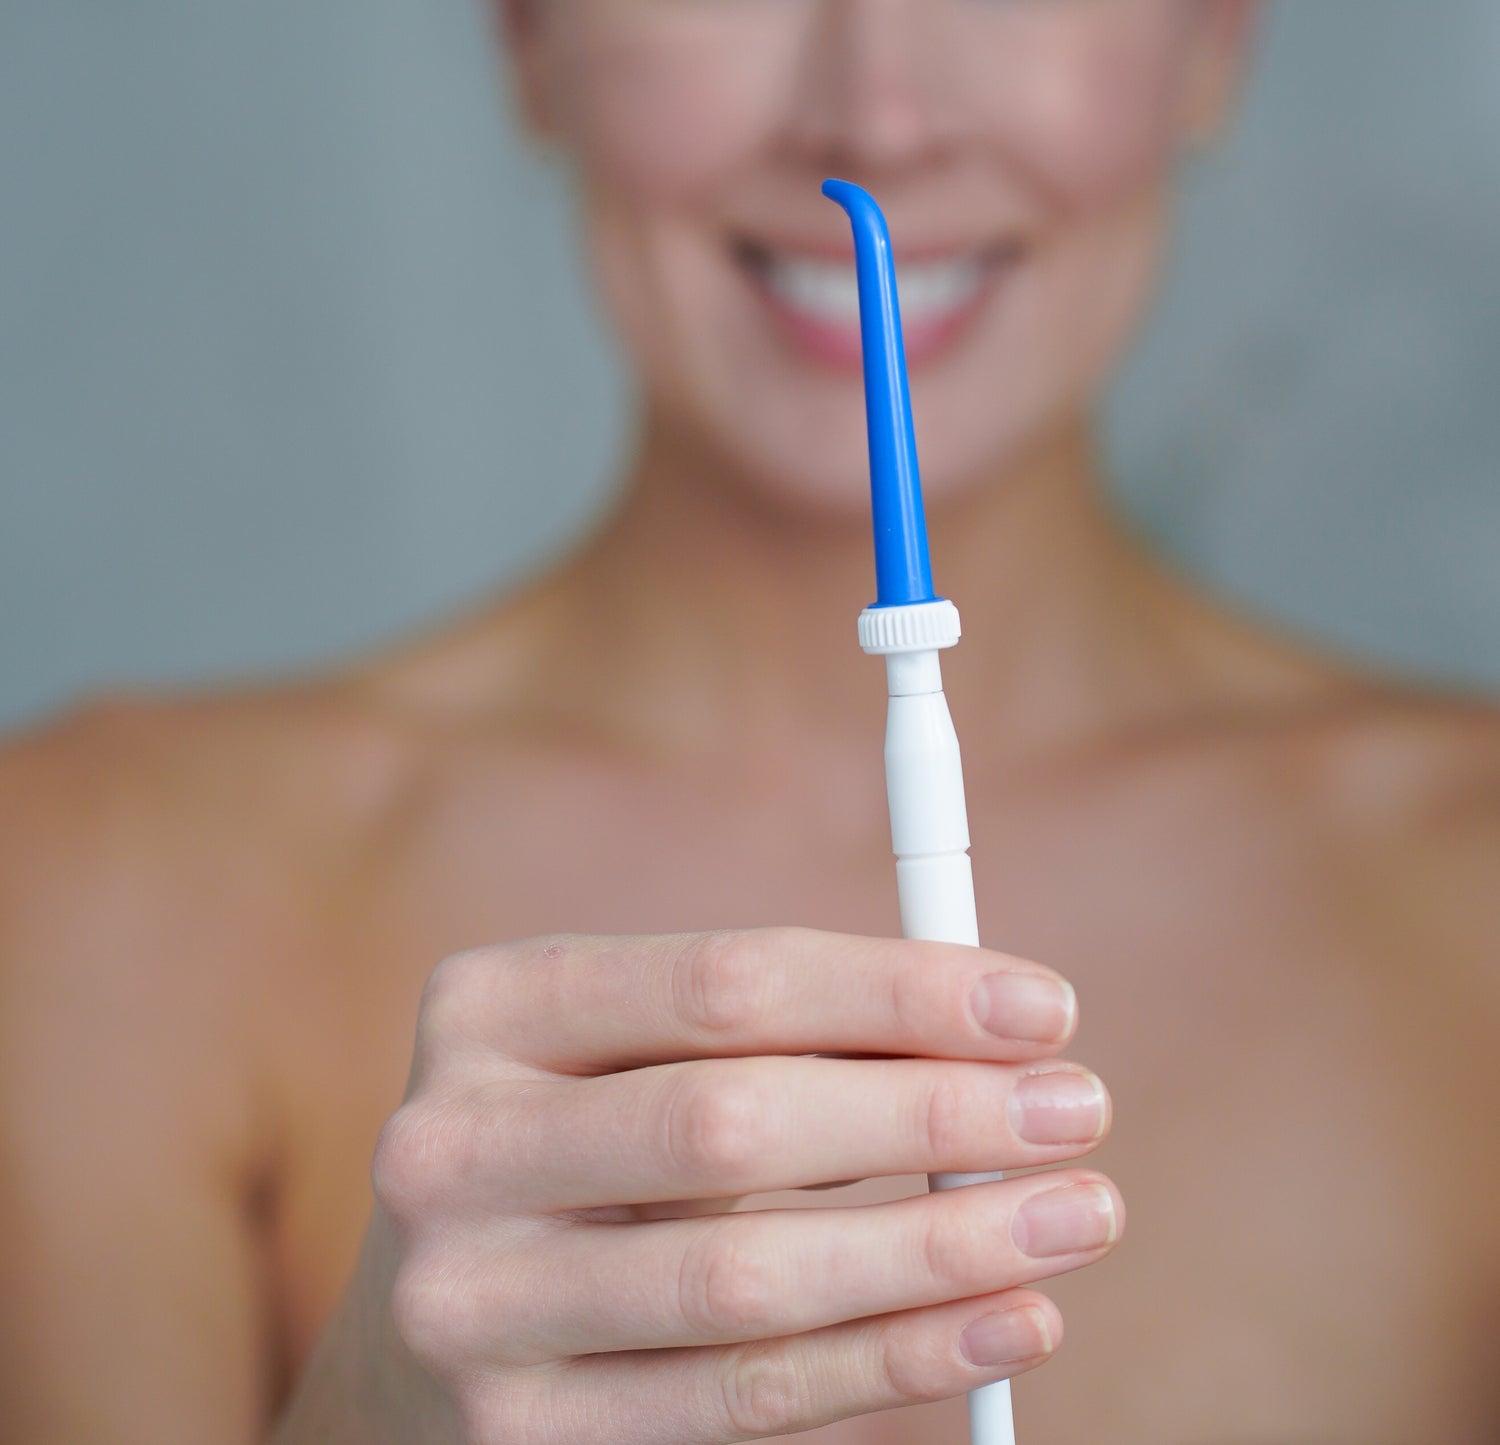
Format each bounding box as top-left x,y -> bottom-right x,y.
822,178 -> 936,609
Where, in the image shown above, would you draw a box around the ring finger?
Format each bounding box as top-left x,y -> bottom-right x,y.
482,1170 -> 1122,1363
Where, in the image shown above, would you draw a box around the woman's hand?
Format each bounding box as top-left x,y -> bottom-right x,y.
273,928 -> 1121,1444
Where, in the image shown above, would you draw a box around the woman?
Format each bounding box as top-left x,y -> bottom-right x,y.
3,1 -> 1497,1441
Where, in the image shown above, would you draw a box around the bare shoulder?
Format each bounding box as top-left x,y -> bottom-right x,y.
0,675 -> 427,876
1265,676 -> 1500,876
0,676 -> 423,858
1137,571 -> 1500,843
1242,672 -> 1500,945
1298,677 -> 1500,822
1283,683 -> 1500,1276
0,679 -> 426,1128
0,680 -> 439,1435
1187,669 -> 1500,1019
1096,636 -> 1500,981
1313,681 -> 1500,978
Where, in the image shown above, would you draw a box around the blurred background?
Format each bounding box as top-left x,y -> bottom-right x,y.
1,0 -> 1497,731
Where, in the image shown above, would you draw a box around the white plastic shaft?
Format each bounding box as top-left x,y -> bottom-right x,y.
862,601 -> 1016,1445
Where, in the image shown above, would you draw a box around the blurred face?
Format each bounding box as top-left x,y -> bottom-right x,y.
504,0 -> 1254,516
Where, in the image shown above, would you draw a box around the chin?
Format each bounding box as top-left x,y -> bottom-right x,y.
667,323 -> 1059,531
717,430 -> 878,525
693,397 -> 1031,531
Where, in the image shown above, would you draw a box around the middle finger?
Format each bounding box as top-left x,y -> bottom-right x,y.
472,1055 -> 1111,1211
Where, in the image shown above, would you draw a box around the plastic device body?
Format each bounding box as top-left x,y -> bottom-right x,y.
829,175 -> 1016,1445
860,604 -> 1016,1445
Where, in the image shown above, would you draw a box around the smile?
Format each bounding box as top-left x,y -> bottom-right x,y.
734,238 -> 1017,371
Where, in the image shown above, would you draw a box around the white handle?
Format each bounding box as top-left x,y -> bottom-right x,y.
882,647 -> 1016,1445
870,621 -> 1020,1445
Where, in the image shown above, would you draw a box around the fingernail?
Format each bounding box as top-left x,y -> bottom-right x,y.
1007,1068 -> 1108,1146
1011,1183 -> 1118,1259
973,973 -> 1076,1044
959,1305 -> 1054,1367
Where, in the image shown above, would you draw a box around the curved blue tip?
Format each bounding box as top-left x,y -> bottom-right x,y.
822,178 -> 935,608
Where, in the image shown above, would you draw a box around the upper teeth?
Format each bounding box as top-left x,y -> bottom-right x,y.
763,253 -> 984,326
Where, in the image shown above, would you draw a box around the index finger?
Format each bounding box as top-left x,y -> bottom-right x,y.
435,929 -> 1077,1074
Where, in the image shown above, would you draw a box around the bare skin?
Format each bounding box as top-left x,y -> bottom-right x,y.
2,413 -> 1498,1443
5,8 -> 1498,1436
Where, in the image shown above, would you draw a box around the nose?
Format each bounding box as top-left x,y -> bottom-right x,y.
787,0 -> 964,172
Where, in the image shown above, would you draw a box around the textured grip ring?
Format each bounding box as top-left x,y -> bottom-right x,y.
858,600 -> 962,655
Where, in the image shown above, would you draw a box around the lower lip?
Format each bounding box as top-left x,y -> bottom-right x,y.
744,260 -> 1001,373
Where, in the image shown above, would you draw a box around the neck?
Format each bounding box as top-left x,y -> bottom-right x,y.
531,407 -> 1180,776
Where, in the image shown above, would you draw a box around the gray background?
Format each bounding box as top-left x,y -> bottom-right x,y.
2,1 -> 1497,731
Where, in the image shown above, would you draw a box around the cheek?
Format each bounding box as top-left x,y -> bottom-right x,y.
540,9 -> 800,200
583,206 -> 721,405
959,4 -> 1193,211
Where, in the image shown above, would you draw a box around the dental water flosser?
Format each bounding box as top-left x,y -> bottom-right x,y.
823,177 -> 1016,1445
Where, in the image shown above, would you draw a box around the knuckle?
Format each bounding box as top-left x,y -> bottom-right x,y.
420,947 -> 499,1038
675,931 -> 774,1037
664,1067 -> 773,1190
678,1222 -> 779,1338
887,954 -> 937,1042
873,1319 -> 944,1406
424,946 -> 495,1008
919,1070 -> 976,1163
390,1257 -> 468,1372
371,1106 -> 432,1217
370,1095 -> 478,1216
915,1204 -> 984,1296
716,1340 -> 808,1438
